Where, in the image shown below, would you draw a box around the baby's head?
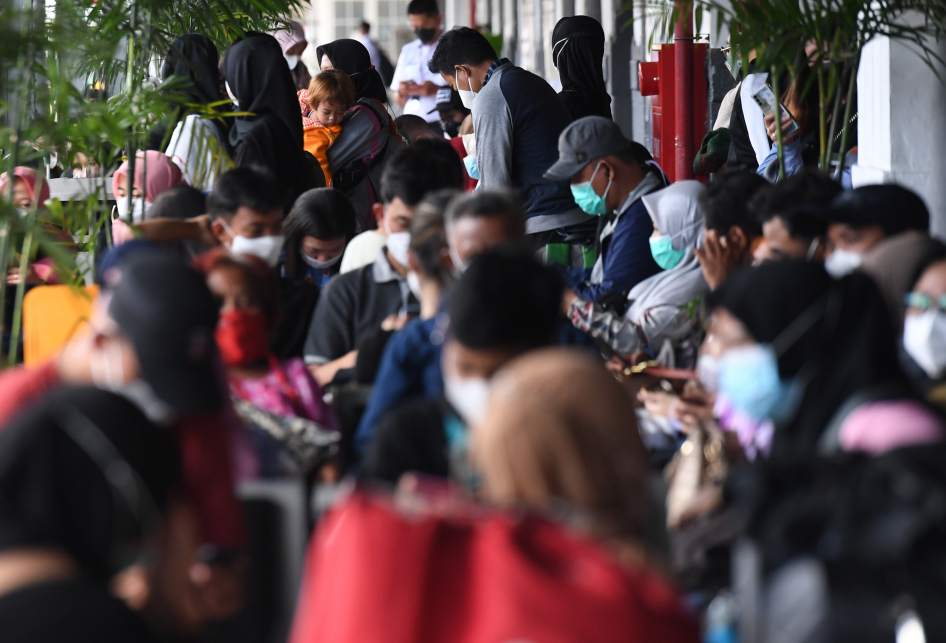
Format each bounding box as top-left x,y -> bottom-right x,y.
307,70 -> 355,127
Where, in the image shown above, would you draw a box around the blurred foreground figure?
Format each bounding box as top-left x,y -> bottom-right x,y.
0,388 -> 178,642
290,349 -> 699,643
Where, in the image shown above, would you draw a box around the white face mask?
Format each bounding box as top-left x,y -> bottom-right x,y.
284,53 -> 300,69
220,218 -> 285,267
301,251 -> 342,271
456,68 -> 477,109
225,81 -> 239,109
406,271 -> 423,300
91,339 -> 176,426
386,231 -> 411,268
904,310 -> 946,378
824,249 -> 863,278
444,373 -> 490,426
116,197 -> 151,223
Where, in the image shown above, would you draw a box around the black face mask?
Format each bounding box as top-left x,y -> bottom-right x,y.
415,27 -> 438,44
441,119 -> 461,139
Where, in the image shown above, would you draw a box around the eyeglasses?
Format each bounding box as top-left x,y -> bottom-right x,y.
906,292 -> 946,313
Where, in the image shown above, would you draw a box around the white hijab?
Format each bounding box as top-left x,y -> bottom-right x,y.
625,180 -> 707,320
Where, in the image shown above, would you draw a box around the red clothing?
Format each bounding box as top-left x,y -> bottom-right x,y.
449,136 -> 478,191
0,360 -> 245,550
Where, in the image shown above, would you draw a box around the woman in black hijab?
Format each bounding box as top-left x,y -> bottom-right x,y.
316,38 -> 390,104
225,35 -> 313,201
0,387 -> 179,642
551,16 -> 613,121
159,34 -> 233,192
314,38 -> 403,229
708,261 -> 940,462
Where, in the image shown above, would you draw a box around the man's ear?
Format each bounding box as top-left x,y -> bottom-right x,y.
210,219 -> 230,245
371,202 -> 386,231
728,225 -> 750,254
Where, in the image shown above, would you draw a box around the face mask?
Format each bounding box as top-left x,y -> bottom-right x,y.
215,309 -> 270,368
284,53 -> 300,69
463,154 -> 480,180
650,235 -> 686,270
219,218 -> 283,267
91,340 -> 176,425
415,27 -> 438,44
570,162 -> 611,216
225,81 -> 239,109
386,231 -> 411,268
696,353 -> 720,394
824,249 -> 863,278
112,380 -> 178,426
407,271 -> 423,300
718,344 -> 789,420
442,119 -> 461,139
444,372 -> 490,426
456,68 -> 477,109
116,197 -> 151,223
449,245 -> 467,276
301,251 -> 342,271
904,310 -> 946,378
230,235 -> 284,267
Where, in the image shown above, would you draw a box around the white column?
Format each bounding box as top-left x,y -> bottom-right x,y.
853,34 -> 946,237
502,0 -> 518,63
490,0 -> 502,35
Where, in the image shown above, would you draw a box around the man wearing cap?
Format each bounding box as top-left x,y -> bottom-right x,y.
0,249 -> 247,621
544,115 -> 663,305
429,86 -> 469,140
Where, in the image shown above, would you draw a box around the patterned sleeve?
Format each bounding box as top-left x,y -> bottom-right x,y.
566,297 -> 643,355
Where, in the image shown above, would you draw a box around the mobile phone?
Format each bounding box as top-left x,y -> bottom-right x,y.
752,84 -> 799,137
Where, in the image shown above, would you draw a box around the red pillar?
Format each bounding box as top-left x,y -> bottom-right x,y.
674,1 -> 694,181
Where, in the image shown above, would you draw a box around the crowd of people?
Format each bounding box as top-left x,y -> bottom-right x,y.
2,5 -> 945,643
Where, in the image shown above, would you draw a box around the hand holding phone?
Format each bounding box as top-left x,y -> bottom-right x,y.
752,84 -> 799,137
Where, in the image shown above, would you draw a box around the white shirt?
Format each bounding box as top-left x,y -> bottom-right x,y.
359,34 -> 382,75
165,115 -> 233,193
340,230 -> 388,274
390,37 -> 447,122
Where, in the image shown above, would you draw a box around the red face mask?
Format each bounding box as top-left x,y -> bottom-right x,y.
215,309 -> 269,367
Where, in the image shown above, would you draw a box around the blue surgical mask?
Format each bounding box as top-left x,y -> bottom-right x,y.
463,154 -> 480,180
718,344 -> 789,420
570,162 -> 611,216
650,235 -> 686,270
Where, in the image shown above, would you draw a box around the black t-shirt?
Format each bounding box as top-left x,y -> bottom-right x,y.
271,277 -> 320,359
303,255 -> 415,365
361,397 -> 450,484
0,576 -> 157,643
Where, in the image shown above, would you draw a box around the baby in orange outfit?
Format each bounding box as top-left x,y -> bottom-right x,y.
298,70 -> 355,186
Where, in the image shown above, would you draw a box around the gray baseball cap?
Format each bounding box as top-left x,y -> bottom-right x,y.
544,116 -> 634,181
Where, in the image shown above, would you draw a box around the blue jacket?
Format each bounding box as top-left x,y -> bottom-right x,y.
472,62 -> 587,233
565,175 -> 663,302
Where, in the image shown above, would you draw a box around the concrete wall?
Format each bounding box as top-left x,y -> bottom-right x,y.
853,35 -> 946,238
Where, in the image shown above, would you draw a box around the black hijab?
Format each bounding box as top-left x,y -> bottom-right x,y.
316,39 -> 389,104
0,387 -> 179,582
551,16 -> 612,120
225,35 -> 309,200
710,261 -> 912,460
159,33 -> 230,148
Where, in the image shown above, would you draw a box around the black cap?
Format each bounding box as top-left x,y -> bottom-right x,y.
821,184 -> 930,235
427,86 -> 465,114
106,250 -> 223,415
